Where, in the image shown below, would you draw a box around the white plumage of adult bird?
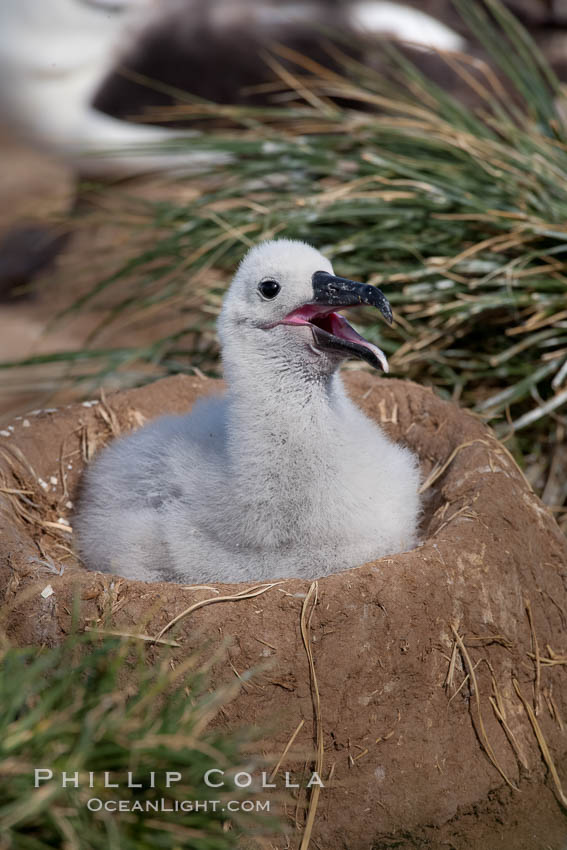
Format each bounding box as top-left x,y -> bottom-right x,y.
0,0 -> 228,177
74,240 -> 420,583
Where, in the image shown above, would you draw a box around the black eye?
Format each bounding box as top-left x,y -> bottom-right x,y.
258,279 -> 281,300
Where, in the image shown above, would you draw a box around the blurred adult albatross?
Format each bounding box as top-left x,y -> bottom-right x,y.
75,240 -> 420,583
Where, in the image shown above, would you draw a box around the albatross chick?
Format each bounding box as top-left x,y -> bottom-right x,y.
75,240 -> 420,583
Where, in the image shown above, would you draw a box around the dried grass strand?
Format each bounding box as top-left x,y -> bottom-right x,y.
450,624 -> 518,790
525,598 -> 542,715
488,667 -> 529,770
299,581 -> 323,850
419,439 -> 493,493
84,626 -> 180,647
513,678 -> 567,808
269,719 -> 305,783
154,581 -> 285,641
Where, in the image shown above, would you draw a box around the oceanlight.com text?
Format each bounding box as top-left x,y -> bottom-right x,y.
86,798 -> 271,813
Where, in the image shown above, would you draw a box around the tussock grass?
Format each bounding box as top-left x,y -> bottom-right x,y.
0,632 -> 273,849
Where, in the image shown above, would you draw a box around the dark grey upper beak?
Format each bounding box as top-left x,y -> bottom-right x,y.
311,271 -> 393,325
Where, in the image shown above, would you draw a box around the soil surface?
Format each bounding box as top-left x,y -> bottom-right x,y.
1,372 -> 567,849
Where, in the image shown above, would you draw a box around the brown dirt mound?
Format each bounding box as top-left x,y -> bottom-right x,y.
1,372 -> 567,849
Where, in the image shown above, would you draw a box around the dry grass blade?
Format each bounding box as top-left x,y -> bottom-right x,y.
444,637 -> 459,690
299,581 -> 323,850
450,624 -> 518,790
97,389 -> 121,438
419,439 -> 493,494
545,688 -> 565,732
269,718 -> 305,783
0,445 -> 39,483
488,666 -> 529,770
431,499 -> 479,538
525,598 -> 541,715
154,581 -> 285,641
527,651 -> 567,666
448,668 -> 477,706
0,487 -> 34,496
513,678 -> 567,808
84,626 -> 181,647
41,521 -> 73,535
261,50 -> 337,114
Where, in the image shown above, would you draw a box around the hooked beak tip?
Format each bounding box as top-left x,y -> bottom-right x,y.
311,270 -> 393,325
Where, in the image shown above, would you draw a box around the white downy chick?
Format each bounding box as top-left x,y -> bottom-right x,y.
74,239 -> 420,583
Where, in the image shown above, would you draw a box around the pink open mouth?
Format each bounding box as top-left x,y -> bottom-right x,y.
278,304 -> 389,372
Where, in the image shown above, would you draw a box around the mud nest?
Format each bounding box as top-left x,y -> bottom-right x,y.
1,372 -> 567,849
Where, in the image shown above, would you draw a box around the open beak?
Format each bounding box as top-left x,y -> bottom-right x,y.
280,270 -> 392,372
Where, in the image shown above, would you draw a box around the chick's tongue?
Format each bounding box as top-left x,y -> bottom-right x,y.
328,313 -> 389,373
